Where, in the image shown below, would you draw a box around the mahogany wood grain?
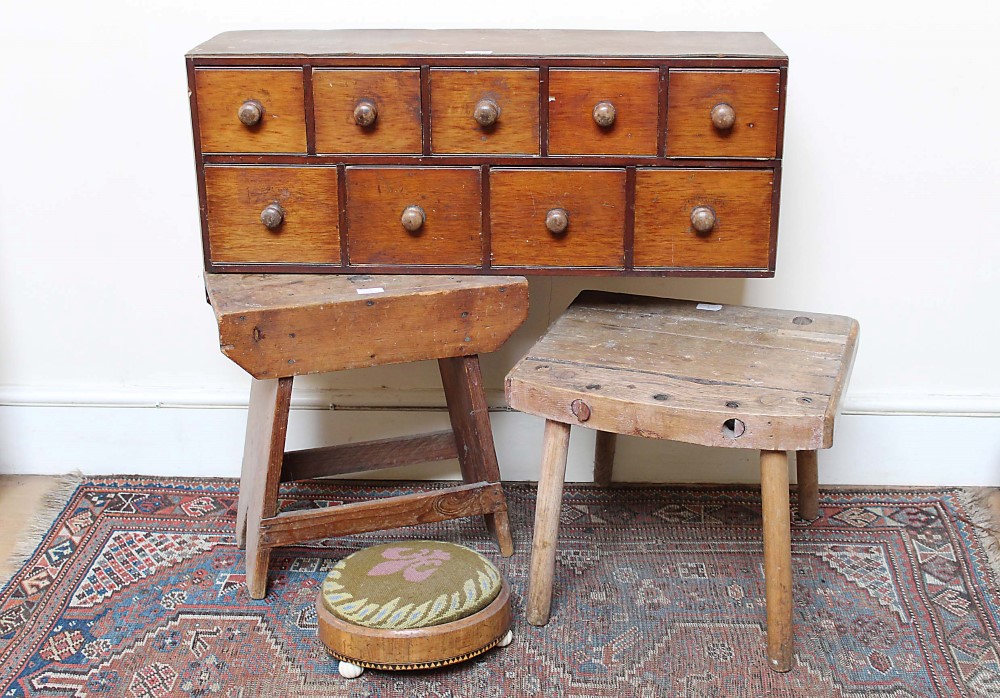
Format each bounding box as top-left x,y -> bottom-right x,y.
345,167 -> 483,266
796,449 -> 820,521
593,431 -> 617,486
548,70 -> 659,156
526,419 -> 572,626
633,168 -> 773,270
760,449 -> 793,672
195,69 -> 307,153
317,580 -> 511,668
666,70 -> 781,158
206,272 -> 529,378
312,69 -> 422,154
429,69 -> 539,154
505,291 -> 859,451
204,166 -> 340,264
439,356 -> 514,556
280,430 -> 458,482
240,376 -> 293,599
258,483 -> 505,547
489,168 -> 626,268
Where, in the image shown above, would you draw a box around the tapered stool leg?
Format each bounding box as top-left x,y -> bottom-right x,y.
527,419 -> 572,626
760,449 -> 793,671
795,450 -> 819,521
439,355 -> 514,556
241,377 -> 293,600
593,431 -> 617,486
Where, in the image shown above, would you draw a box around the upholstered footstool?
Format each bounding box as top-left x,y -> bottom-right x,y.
506,291 -> 859,672
317,541 -> 513,678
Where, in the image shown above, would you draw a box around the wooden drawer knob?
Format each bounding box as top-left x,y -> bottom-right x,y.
353,99 -> 378,127
473,98 -> 500,127
690,206 -> 717,234
592,101 -> 617,127
238,100 -> 264,127
400,205 -> 426,233
260,202 -> 285,230
710,103 -> 736,131
545,208 -> 570,235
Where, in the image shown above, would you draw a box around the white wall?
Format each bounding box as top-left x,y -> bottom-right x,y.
1,1 -> 998,484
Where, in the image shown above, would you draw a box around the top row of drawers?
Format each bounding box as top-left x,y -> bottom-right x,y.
194,68 -> 781,159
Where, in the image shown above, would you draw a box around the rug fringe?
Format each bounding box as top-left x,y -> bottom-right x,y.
0,472 -> 84,590
955,487 -> 1000,587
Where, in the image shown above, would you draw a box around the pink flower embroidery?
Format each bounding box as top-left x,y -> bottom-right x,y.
367,547 -> 452,583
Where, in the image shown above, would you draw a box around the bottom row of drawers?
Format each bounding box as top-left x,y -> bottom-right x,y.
203,166 -> 775,271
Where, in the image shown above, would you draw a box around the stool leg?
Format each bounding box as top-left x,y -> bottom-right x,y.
241,377 -> 293,600
795,450 -> 819,521
760,449 -> 794,672
593,431 -> 617,486
527,419 -> 572,626
439,355 -> 514,557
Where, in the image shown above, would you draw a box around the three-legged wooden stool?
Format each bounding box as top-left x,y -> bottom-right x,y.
505,291 -> 859,672
206,273 -> 529,599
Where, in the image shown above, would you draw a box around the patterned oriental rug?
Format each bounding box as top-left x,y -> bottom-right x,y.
2,478 -> 1000,697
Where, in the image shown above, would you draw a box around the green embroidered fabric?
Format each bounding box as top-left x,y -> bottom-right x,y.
320,541 -> 503,630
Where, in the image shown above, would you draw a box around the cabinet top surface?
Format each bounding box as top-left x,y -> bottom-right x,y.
188,29 -> 785,59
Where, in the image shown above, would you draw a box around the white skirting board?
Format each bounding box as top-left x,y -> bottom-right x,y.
0,388 -> 997,485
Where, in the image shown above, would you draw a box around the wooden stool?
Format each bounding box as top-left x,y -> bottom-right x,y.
505,291 -> 859,672
317,540 -> 513,677
205,273 -> 529,599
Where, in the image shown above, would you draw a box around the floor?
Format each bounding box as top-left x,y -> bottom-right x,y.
2,475 -> 1000,583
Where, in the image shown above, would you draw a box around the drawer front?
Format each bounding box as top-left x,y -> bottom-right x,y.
430,69 -> 539,154
346,167 -> 482,266
204,166 -> 340,264
490,169 -> 626,268
548,70 -> 659,156
313,69 -> 422,154
633,169 -> 773,269
195,69 -> 307,153
666,70 -> 780,158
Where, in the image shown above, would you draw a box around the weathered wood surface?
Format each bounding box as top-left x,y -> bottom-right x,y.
317,581 -> 511,668
760,449 -> 794,672
795,450 -> 820,521
439,356 -> 514,556
206,273 -> 529,378
280,430 -> 458,482
526,419 -> 572,626
240,377 -> 293,599
258,483 -> 505,547
593,431 -> 617,486
547,69 -> 659,156
189,30 -> 786,59
506,290 -> 859,450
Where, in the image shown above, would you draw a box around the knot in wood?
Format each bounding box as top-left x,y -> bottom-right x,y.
570,399 -> 592,422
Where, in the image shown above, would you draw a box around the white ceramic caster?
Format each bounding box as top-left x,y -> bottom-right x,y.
497,630 -> 513,648
338,661 -> 364,679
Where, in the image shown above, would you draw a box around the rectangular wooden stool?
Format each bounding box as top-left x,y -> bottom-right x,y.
505,291 -> 859,672
207,273 -> 529,599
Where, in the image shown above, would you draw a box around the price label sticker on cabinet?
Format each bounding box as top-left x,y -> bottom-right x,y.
356,287 -> 385,295
696,303 -> 723,311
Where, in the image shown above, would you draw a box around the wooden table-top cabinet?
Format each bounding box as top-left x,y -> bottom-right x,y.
187,30 -> 787,277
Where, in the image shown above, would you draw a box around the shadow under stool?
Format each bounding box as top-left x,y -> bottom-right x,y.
505,290 -> 859,672
205,272 -> 529,599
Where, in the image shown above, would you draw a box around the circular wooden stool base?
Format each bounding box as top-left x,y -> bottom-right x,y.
318,579 -> 512,673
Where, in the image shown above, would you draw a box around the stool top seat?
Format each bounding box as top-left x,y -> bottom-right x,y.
505,291 -> 859,451
320,541 -> 503,630
206,273 -> 528,378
